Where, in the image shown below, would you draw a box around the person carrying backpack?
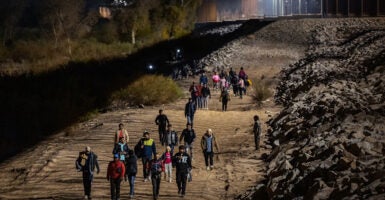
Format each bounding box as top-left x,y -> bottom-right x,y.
155,109 -> 170,146
125,150 -> 137,199
253,115 -> 262,150
148,153 -> 164,200
107,154 -> 126,200
138,131 -> 156,181
75,146 -> 100,200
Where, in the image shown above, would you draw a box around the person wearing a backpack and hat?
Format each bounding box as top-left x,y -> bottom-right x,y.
125,150 -> 137,199
76,146 -> 100,200
201,129 -> 219,171
107,153 -> 126,200
140,131 -> 157,182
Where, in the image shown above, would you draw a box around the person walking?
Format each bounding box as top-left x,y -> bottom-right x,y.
201,129 -> 219,171
112,137 -> 130,162
219,88 -> 231,112
199,72 -> 208,86
201,84 -> 211,110
164,124 -> 178,155
180,124 -> 196,160
161,146 -> 173,183
125,150 -> 137,199
238,78 -> 245,99
140,131 -> 157,181
253,115 -> 262,150
76,146 -> 100,200
173,145 -> 192,198
238,67 -> 247,81
184,98 -> 196,128
107,154 -> 126,200
115,123 -> 129,144
155,109 -> 170,146
147,153 -> 164,200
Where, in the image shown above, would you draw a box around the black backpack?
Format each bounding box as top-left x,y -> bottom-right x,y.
134,139 -> 144,158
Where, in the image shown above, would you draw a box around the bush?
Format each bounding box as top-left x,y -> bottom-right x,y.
111,75 -> 183,106
252,78 -> 273,106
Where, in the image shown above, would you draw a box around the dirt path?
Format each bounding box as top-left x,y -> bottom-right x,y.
0,38 -> 300,199
0,79 -> 273,200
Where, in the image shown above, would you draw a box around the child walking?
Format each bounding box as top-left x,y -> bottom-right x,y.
162,146 -> 173,183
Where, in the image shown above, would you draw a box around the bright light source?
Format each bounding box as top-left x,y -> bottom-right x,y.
148,65 -> 153,69
176,49 -> 180,53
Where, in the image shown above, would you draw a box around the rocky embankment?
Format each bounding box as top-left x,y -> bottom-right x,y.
240,18 -> 385,199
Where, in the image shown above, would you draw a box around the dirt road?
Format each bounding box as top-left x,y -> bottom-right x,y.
0,36 -> 300,199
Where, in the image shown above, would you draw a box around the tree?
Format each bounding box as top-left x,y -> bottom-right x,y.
34,0 -> 85,56
114,0 -> 156,44
0,0 -> 29,46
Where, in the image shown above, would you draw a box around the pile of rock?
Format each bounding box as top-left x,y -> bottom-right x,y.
197,39 -> 243,72
239,18 -> 385,199
195,23 -> 243,36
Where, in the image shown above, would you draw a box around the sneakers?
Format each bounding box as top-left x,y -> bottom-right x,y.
210,165 -> 214,170
206,166 -> 210,171
169,178 -> 172,183
130,194 -> 134,199
84,195 -> 88,200
178,189 -> 181,194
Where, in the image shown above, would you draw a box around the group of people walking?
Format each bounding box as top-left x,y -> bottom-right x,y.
75,112 -> 223,200
74,67 -> 261,200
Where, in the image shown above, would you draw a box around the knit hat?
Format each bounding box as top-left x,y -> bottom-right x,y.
114,153 -> 119,158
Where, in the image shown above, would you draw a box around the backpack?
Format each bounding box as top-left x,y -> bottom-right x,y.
151,160 -> 163,175
134,139 -> 144,158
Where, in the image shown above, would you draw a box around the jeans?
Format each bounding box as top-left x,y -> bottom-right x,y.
176,171 -> 188,195
82,172 -> 92,197
186,115 -> 194,127
184,143 -> 194,159
222,100 -> 228,111
128,174 -> 136,195
151,174 -> 161,198
203,150 -> 214,167
202,96 -> 209,109
142,157 -> 150,178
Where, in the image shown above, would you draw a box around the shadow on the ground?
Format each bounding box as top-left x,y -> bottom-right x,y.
0,19 -> 272,162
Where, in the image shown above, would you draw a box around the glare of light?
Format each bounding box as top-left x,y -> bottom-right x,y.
176,49 -> 180,53
148,65 -> 153,69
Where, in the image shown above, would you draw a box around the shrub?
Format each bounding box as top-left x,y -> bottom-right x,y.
111,75 -> 183,106
252,78 -> 273,106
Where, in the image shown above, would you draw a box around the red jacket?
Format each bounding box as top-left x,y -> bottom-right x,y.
107,160 -> 125,179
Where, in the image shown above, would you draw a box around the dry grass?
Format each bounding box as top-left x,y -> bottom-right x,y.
252,78 -> 273,106
111,75 -> 183,106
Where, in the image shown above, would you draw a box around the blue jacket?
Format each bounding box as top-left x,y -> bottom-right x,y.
142,138 -> 156,159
